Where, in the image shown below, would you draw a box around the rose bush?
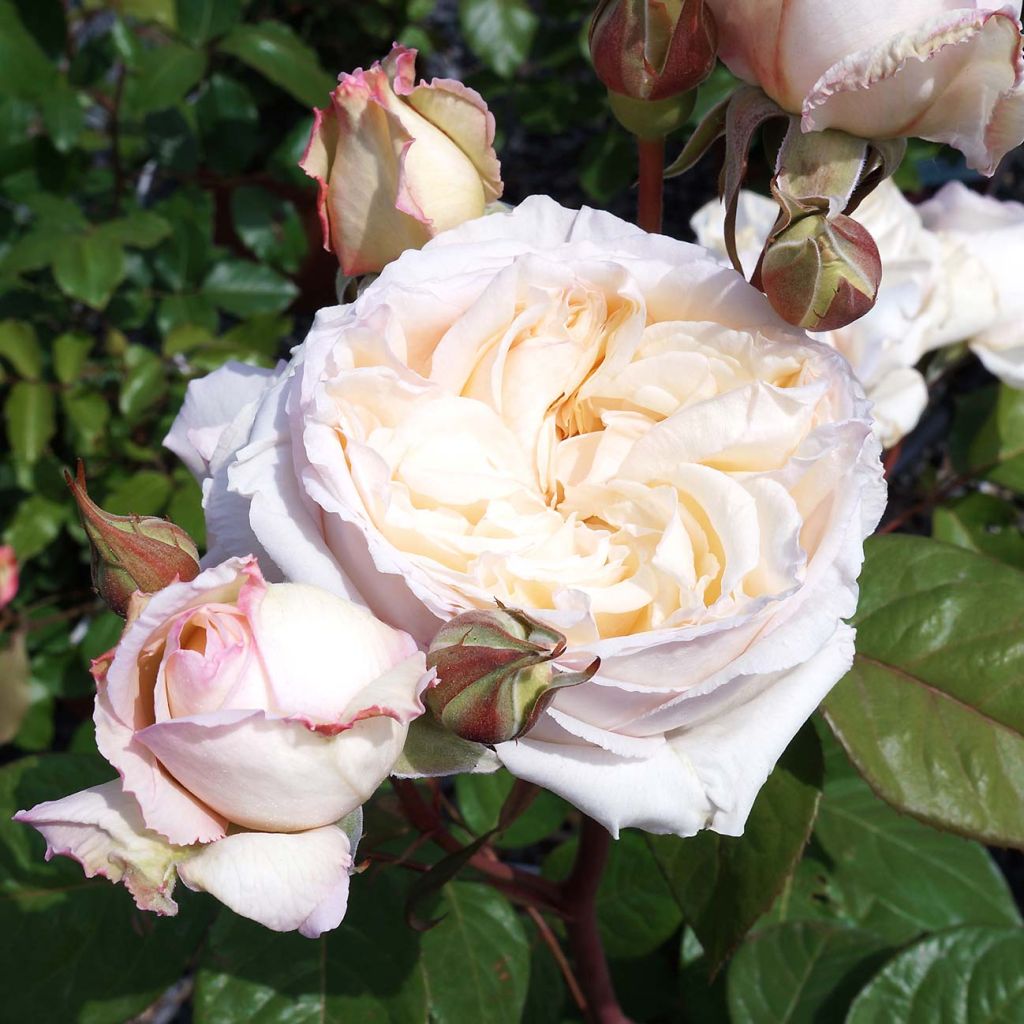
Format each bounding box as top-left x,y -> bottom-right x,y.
15,557 -> 427,936
168,198 -> 885,839
300,43 -> 503,275
705,0 -> 1024,173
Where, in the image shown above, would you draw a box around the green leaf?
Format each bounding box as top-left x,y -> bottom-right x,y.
813,768 -> 1020,945
62,390 -> 110,454
157,294 -> 218,335
128,42 -> 207,116
393,713 -> 501,778
456,768 -> 568,849
230,186 -> 307,274
421,882 -> 530,1024
952,384 -> 1024,493
0,319 -> 42,379
846,927 -> 1024,1024
53,232 -> 126,310
0,755 -> 215,1024
647,724 -> 824,970
96,210 -> 172,249
0,0 -> 57,99
5,380 -> 56,465
175,0 -> 240,44
39,75 -> 84,152
3,494 -> 68,560
823,535 -> 1024,848
218,22 -> 335,107
933,492 -> 1024,570
726,922 -> 892,1024
53,331 -> 93,385
194,872 -> 427,1023
546,831 -> 683,959
103,470 -> 172,516
202,259 -> 298,316
459,0 -> 538,78
119,344 -> 167,423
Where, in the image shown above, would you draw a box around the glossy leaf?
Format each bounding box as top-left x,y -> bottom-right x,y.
3,494 -> 68,560
119,345 -> 167,423
53,233 -> 126,310
846,927 -> 1024,1024
5,380 -> 56,466
129,42 -> 207,115
933,492 -> 1024,570
0,0 -> 57,99
726,922 -> 891,1024
97,211 -> 173,249
202,259 -> 298,316
0,319 -> 42,379
230,186 -> 307,273
647,724 -> 824,970
39,76 -> 84,152
952,384 -> 1024,493
824,535 -> 1024,847
458,0 -> 537,78
420,882 -> 530,1024
218,22 -> 334,107
176,0 -> 241,44
53,332 -> 93,385
456,768 -> 568,849
194,872 -> 427,1023
0,755 -> 214,1024
103,470 -> 172,517
813,769 -> 1020,945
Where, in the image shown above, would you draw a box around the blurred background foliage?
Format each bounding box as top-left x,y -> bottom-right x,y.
1,2 -> 1021,1023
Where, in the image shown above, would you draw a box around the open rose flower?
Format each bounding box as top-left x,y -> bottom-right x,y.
706,0 -> 1024,174
168,197 -> 885,838
15,557 -> 427,936
692,181 -> 943,446
919,181 -> 1024,387
301,43 -> 502,275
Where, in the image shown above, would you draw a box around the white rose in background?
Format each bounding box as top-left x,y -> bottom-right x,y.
16,558 -> 426,936
168,197 -> 885,838
919,181 -> 1024,386
693,181 -> 939,446
705,0 -> 1024,174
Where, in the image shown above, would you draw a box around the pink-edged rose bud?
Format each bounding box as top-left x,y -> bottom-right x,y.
65,461 -> 200,617
425,606 -> 599,745
300,44 -> 503,276
590,0 -> 717,101
761,214 -> 882,331
0,546 -> 17,609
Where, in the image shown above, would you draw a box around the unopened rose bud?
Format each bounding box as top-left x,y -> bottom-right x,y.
0,546 -> 18,610
761,214 -> 881,331
425,606 -> 599,745
65,461 -> 200,617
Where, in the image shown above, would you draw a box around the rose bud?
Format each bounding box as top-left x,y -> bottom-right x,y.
0,545 -> 17,609
65,461 -> 200,617
761,214 -> 882,331
425,607 -> 600,745
300,43 -> 503,277
590,0 -> 717,136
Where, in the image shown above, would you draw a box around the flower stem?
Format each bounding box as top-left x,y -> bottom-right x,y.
563,816 -> 634,1024
636,136 -> 666,234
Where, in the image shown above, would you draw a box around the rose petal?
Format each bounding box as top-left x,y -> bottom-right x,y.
178,826 -> 352,937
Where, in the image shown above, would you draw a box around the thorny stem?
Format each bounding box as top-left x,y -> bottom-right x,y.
562,816 -> 634,1024
637,137 -> 666,234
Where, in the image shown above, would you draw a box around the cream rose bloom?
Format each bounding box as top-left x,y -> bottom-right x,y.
167,197 -> 885,838
693,181 -> 945,446
15,558 -> 426,936
706,0 -> 1024,174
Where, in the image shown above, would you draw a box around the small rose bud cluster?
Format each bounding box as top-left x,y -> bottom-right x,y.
65,461 -> 201,617
590,0 -> 717,138
426,606 -> 599,745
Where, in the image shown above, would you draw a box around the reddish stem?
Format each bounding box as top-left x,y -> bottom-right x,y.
563,817 -> 634,1024
637,137 -> 666,234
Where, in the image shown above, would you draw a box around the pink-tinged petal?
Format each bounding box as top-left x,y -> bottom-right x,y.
802,9 -> 1024,173
298,104 -> 339,253
163,362 -> 278,481
178,826 -> 352,937
0,545 -> 17,608
406,77 -> 503,203
253,583 -> 419,722
322,66 -> 432,275
13,781 -> 181,914
135,704 -> 413,832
